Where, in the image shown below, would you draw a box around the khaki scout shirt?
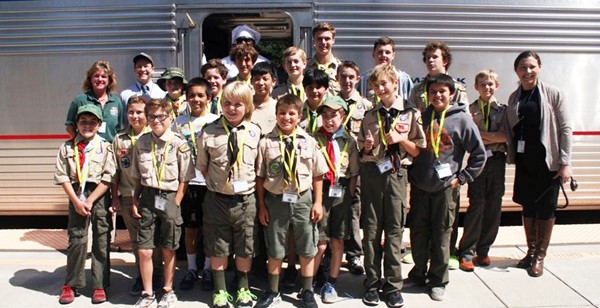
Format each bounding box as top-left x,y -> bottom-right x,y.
341,91 -> 373,140
54,134 -> 115,185
257,127 -> 329,195
271,80 -> 305,102
408,79 -> 469,112
469,98 -> 508,153
112,126 -> 150,197
307,56 -> 343,96
251,99 -> 277,136
131,129 -> 194,192
314,128 -> 360,180
358,98 -> 426,165
196,118 -> 261,195
299,103 -> 323,136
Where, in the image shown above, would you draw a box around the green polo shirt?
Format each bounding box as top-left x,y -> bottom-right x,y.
65,91 -> 123,142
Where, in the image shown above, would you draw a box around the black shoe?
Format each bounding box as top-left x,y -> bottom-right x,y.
362,289 -> 380,306
346,256 -> 365,275
201,269 -> 214,291
254,291 -> 281,308
385,291 -> 404,307
179,269 -> 198,290
129,276 -> 143,296
280,267 -> 297,289
300,289 -> 317,308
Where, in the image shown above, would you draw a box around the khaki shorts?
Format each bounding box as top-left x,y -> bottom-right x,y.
264,190 -> 318,259
137,187 -> 183,250
318,179 -> 352,242
202,191 -> 257,258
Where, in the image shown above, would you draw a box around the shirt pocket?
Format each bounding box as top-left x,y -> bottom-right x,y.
90,153 -> 105,179
137,150 -> 154,181
206,137 -> 229,168
297,147 -> 313,181
163,151 -> 179,182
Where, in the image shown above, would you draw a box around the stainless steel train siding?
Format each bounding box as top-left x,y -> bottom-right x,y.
0,0 -> 599,215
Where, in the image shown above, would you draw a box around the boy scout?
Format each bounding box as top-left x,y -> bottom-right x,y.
313,96 -> 360,303
255,94 -> 329,308
131,99 -> 195,308
172,78 -> 219,291
54,104 -> 116,305
307,22 -> 342,95
407,74 -> 485,301
202,59 -> 229,115
358,63 -> 426,307
196,81 -> 261,308
157,67 -> 189,118
251,62 -> 278,135
271,46 -> 307,102
226,44 -> 259,85
300,68 -> 329,135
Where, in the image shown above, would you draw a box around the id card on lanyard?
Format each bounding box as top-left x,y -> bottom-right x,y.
430,107 -> 452,179
317,135 -> 349,198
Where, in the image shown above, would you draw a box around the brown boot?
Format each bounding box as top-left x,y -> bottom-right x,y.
528,218 -> 555,277
516,216 -> 537,269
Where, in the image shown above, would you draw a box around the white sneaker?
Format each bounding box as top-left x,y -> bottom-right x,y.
157,290 -> 177,308
134,293 -> 158,308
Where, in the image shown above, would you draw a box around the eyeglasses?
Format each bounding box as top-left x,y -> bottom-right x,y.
236,37 -> 254,43
77,120 -> 100,126
148,114 -> 169,122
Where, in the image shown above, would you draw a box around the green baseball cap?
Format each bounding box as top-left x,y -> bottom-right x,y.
157,67 -> 188,91
76,104 -> 103,122
317,95 -> 349,114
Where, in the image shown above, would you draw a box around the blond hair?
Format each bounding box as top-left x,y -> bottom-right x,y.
283,46 -> 307,62
82,60 -> 117,93
368,63 -> 398,89
222,81 -> 254,121
474,69 -> 500,87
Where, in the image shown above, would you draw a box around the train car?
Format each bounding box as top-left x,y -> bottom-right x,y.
1,0 -> 599,215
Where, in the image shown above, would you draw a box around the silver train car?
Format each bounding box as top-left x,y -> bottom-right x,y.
1,0 -> 599,215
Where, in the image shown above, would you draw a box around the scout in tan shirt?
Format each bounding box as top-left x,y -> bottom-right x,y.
271,47 -> 307,102
299,68 -> 329,135
251,62 -> 278,136
54,104 -> 115,305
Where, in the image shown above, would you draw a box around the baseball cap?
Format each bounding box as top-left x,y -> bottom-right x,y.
76,104 -> 103,122
317,95 -> 349,114
133,52 -> 154,66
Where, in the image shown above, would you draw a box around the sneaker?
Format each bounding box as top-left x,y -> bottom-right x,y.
92,289 -> 107,304
459,257 -> 475,272
130,276 -> 144,296
345,256 -> 364,275
157,290 -> 177,308
448,256 -> 459,270
300,289 -> 318,308
280,267 -> 298,288
254,291 -> 281,308
201,269 -> 214,291
59,285 -> 77,304
134,293 -> 157,308
429,287 -> 445,301
401,253 -> 414,264
212,290 -> 233,308
476,255 -> 491,266
384,290 -> 404,308
362,289 -> 380,306
320,282 -> 338,303
235,288 -> 257,308
179,269 -> 198,290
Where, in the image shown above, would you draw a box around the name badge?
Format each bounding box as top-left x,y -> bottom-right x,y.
98,122 -> 107,133
78,194 -> 87,202
377,157 -> 393,174
517,140 -> 525,153
435,163 -> 453,179
282,191 -> 298,204
328,185 -> 343,198
155,195 -> 167,211
232,180 -> 249,193
486,149 -> 493,158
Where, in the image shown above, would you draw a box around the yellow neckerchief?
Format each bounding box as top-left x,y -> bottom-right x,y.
151,132 -> 173,190
478,98 -> 494,132
221,117 -> 248,181
430,106 -> 450,159
167,95 -> 185,118
317,61 -> 332,71
129,126 -> 149,147
187,110 -> 208,157
290,83 -> 305,101
305,106 -> 319,134
74,137 -> 98,188
342,99 -> 358,127
376,107 -> 401,150
317,130 -> 350,185
278,129 -> 298,192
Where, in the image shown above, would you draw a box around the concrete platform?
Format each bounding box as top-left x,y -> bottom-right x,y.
1,225 -> 600,307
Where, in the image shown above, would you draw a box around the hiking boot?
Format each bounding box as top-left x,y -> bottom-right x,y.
157,290 -> 177,308
459,257 -> 475,272
320,282 -> 338,303
179,269 -> 198,290
134,293 -> 157,308
254,291 -> 281,308
235,288 -> 257,308
59,285 -> 77,305
212,289 -> 233,308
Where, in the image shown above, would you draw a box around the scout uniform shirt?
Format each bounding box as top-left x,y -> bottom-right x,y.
173,112 -> 220,186
196,118 -> 261,195
165,94 -> 189,119
257,126 -> 329,195
65,92 -> 123,143
469,98 -> 508,154
408,78 -> 469,112
358,98 -> 426,166
54,134 -> 116,187
307,56 -> 342,95
271,80 -> 305,102
314,127 -> 360,184
299,103 -> 323,136
341,91 -> 373,139
251,99 -> 277,137
112,126 -> 150,197
131,129 -> 194,192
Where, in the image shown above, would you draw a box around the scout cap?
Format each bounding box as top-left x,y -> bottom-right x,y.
317,95 -> 348,114
76,104 -> 103,122
231,24 -> 261,45
133,52 -> 154,66
157,67 -> 188,91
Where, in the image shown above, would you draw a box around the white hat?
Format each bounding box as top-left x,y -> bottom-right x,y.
231,24 -> 261,45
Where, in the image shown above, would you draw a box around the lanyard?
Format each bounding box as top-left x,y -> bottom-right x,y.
129,126 -> 149,147
290,84 -> 304,101
343,102 -> 358,127
221,117 -> 247,179
317,134 -> 349,185
376,109 -> 401,150
430,107 -> 449,159
187,115 -> 207,157
278,130 -> 297,189
151,134 -> 173,190
305,108 -> 318,134
74,139 -> 97,189
478,99 -> 493,132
